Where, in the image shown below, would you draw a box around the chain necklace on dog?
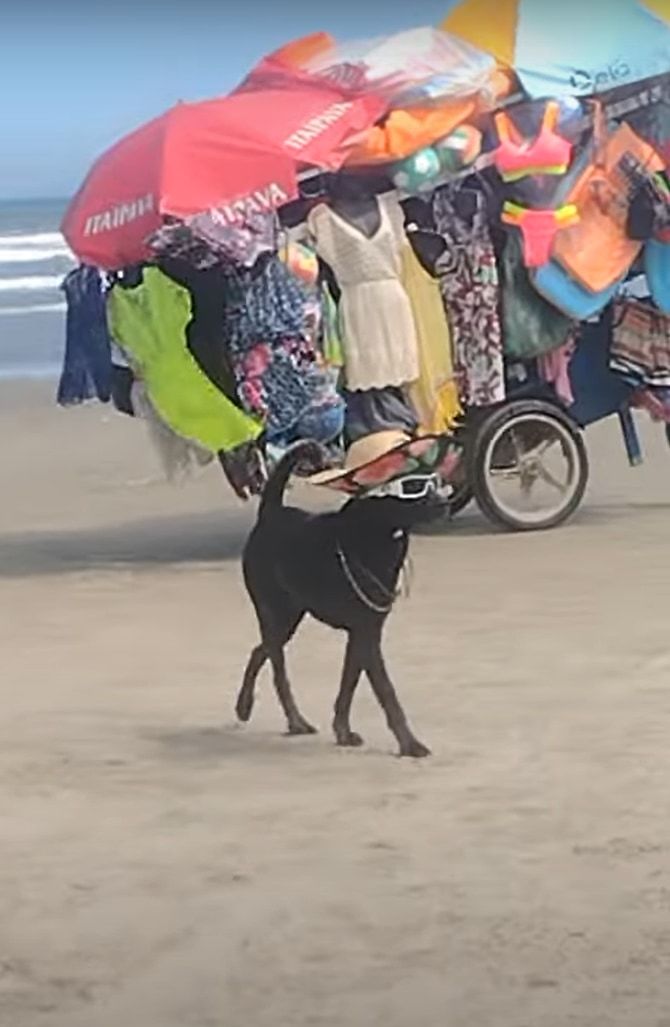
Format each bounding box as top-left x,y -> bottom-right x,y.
335,542 -> 403,615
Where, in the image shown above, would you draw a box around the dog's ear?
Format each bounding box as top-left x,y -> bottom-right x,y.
292,441 -> 332,478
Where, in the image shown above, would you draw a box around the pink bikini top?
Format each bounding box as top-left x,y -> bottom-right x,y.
494,101 -> 573,182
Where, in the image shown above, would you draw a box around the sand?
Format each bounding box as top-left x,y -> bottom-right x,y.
2,380 -> 670,1027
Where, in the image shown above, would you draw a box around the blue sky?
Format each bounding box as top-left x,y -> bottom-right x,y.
1,0 -> 450,200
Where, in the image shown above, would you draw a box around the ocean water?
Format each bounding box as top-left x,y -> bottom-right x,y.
0,199 -> 75,380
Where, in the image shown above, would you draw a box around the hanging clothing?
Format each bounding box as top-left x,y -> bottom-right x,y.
221,255 -> 324,440
107,267 -> 261,453
130,381 -> 213,481
400,244 -> 461,432
109,340 -> 135,417
318,282 -> 344,368
432,185 -> 505,408
278,238 -> 320,287
501,233 -> 574,360
307,192 -> 420,391
234,339 -> 316,440
149,213 -> 277,271
270,364 -> 345,448
188,210 -> 276,268
158,259 -> 238,400
57,266 -> 112,406
147,222 -> 222,270
538,338 -> 576,406
552,123 -> 663,294
222,253 -> 309,344
343,386 -> 418,445
111,366 -> 135,417
610,299 -> 670,390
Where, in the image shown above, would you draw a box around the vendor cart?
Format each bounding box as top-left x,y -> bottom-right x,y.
447,313 -> 670,531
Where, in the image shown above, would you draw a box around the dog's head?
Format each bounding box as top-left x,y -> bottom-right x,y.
344,474 -> 450,533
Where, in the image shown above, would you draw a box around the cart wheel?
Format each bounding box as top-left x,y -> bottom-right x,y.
447,468 -> 473,516
471,400 -> 589,532
449,484 -> 474,516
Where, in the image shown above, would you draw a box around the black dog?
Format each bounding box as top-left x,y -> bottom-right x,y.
236,442 -> 447,758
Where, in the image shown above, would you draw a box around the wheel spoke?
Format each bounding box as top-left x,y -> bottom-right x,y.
520,474 -> 536,497
536,463 -> 569,494
509,429 -> 524,463
489,467 -> 522,481
528,437 -> 556,461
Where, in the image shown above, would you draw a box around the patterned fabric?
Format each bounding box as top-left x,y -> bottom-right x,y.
223,255 -> 309,345
432,184 -> 505,408
272,365 -> 345,448
313,434 -> 462,497
278,239 -> 319,286
148,212 -> 276,270
234,340 -> 314,439
222,255 -> 340,441
188,210 -> 276,268
147,222 -> 222,270
610,299 -> 670,389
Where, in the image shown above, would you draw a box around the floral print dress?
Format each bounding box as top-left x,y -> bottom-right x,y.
221,255 -> 316,439
432,185 -> 505,408
222,254 -> 344,443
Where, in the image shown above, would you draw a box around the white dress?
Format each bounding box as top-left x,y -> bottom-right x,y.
307,192 -> 419,391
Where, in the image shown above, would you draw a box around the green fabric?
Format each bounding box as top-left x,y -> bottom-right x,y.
320,282 -> 344,368
501,234 -> 573,360
108,267 -> 260,453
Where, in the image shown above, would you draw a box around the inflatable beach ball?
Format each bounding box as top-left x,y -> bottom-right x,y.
435,125 -> 482,173
392,147 -> 442,193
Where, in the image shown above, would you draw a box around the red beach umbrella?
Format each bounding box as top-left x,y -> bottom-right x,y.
62,78 -> 385,269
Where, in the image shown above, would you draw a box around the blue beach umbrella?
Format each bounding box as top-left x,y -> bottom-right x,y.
442,0 -> 670,99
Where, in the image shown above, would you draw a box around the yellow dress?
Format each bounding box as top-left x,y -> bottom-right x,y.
401,245 -> 461,433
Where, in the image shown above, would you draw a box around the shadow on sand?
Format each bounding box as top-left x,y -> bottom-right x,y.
0,509 -> 251,579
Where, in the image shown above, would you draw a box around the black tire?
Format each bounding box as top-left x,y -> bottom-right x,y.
448,481 -> 474,516
471,400 -> 589,532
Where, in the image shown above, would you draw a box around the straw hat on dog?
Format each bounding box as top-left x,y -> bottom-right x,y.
308,431 -> 460,495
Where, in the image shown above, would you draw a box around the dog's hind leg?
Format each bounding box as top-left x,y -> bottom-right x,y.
266,640 -> 317,736
332,634 -> 365,748
237,605 -> 315,735
236,645 -> 267,722
362,632 -> 431,759
235,604 -> 306,726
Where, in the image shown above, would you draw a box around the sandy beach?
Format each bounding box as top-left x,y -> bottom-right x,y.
2,379 -> 670,1027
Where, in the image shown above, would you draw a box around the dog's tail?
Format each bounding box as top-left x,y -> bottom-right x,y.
258,441 -> 325,519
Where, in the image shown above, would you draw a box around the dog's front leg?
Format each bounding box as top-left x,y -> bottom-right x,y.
333,634 -> 365,748
363,634 -> 431,759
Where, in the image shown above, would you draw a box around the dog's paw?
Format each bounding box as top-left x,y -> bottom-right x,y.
235,691 -> 254,722
398,739 -> 431,759
285,717 -> 318,736
335,730 -> 365,748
